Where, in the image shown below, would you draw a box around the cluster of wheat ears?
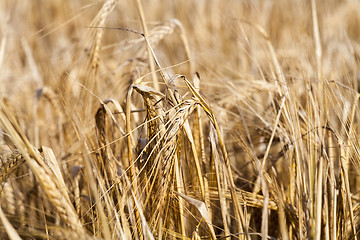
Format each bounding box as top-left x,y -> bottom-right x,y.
1,0 -> 360,239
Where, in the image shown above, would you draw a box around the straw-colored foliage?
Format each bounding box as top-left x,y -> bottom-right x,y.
0,0 -> 360,239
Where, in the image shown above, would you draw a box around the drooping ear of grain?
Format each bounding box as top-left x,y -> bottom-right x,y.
0,101 -> 93,239
0,152 -> 25,187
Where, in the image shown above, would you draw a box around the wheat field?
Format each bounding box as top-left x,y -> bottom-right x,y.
0,0 -> 360,239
